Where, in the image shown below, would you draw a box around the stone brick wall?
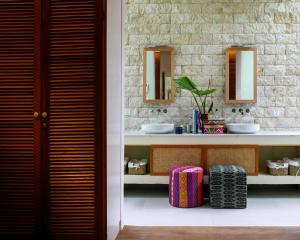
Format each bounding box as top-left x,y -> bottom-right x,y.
124,0 -> 300,131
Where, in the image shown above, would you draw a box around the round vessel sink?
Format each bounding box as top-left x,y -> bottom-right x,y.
226,123 -> 260,134
141,123 -> 174,134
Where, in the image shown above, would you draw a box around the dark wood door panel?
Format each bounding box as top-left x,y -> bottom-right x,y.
44,0 -> 103,239
0,0 -> 106,238
0,0 -> 41,238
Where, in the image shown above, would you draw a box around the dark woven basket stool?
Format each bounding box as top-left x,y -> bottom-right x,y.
209,165 -> 247,209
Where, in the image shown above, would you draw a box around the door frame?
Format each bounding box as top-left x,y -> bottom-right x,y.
107,0 -> 124,239
96,0 -> 108,239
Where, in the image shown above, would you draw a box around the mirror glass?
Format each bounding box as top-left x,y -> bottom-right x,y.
144,47 -> 174,103
226,47 -> 257,103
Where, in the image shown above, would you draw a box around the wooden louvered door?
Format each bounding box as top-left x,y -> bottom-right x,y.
0,0 -> 41,239
0,0 -> 107,239
43,0 -> 106,239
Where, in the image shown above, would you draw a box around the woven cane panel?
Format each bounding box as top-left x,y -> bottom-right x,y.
151,147 -> 202,175
207,148 -> 256,175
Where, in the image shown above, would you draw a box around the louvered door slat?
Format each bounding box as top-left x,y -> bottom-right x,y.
0,0 -> 41,238
46,1 -> 100,239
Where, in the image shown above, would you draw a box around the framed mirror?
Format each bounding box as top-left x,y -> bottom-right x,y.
143,47 -> 174,104
225,47 -> 257,104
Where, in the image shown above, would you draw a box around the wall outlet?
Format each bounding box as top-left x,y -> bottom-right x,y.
271,108 -> 280,117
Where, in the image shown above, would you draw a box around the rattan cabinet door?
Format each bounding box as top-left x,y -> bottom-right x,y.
206,146 -> 259,176
150,145 -> 203,176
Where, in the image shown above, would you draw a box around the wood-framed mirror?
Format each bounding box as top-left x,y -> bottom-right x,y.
225,47 -> 257,104
143,47 -> 174,104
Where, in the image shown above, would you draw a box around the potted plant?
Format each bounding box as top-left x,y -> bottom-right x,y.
175,76 -> 216,133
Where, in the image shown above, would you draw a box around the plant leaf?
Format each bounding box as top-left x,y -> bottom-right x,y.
192,88 -> 216,96
208,102 -> 214,113
174,76 -> 197,91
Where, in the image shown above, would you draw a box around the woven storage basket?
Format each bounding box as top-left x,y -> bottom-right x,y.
288,159 -> 300,176
128,159 -> 148,175
267,160 -> 288,176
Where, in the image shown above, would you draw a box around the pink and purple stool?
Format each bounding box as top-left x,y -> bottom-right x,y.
169,166 -> 204,208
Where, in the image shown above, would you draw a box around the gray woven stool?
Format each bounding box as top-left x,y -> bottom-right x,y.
209,165 -> 247,209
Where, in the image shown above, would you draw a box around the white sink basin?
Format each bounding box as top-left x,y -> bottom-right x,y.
226,123 -> 260,134
141,123 -> 174,134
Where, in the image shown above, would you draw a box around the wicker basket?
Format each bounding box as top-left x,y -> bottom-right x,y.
267,160 -> 288,176
128,159 -> 148,175
288,159 -> 300,176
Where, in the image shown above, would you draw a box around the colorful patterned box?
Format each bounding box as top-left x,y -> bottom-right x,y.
203,120 -> 225,134
203,125 -> 224,134
169,166 -> 204,208
204,120 -> 225,125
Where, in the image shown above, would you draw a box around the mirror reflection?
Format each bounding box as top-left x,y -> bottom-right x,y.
226,47 -> 257,103
144,47 -> 174,103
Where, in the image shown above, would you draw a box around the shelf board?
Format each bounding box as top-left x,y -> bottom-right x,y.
125,174 -> 169,184
124,174 -> 300,185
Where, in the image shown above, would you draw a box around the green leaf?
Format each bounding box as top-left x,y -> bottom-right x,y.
208,102 -> 214,113
174,76 -> 197,91
192,88 -> 216,96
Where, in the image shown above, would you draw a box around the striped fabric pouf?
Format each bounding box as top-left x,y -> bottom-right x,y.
169,166 -> 204,208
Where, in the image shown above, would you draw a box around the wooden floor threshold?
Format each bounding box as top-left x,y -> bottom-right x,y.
117,226 -> 300,240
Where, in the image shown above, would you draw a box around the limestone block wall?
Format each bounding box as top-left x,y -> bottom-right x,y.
124,0 -> 300,131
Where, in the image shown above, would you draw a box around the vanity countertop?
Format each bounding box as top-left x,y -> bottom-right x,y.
125,131 -> 300,146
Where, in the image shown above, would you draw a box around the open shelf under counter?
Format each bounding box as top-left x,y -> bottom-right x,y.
125,131 -> 300,185
125,131 -> 300,146
124,173 -> 300,185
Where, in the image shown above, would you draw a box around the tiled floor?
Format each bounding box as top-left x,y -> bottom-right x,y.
124,185 -> 300,226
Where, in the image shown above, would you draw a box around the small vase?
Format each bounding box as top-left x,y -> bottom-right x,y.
199,113 -> 208,133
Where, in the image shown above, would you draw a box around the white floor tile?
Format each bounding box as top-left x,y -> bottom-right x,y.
124,186 -> 300,226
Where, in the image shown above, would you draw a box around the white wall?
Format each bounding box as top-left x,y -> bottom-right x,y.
107,0 -> 123,239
